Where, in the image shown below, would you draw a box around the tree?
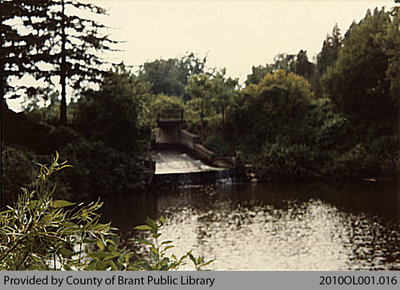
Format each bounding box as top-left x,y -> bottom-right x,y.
322,7 -> 399,177
138,52 -> 207,100
46,0 -> 116,125
295,50 -> 315,79
185,74 -> 213,124
74,64 -> 152,154
184,70 -> 237,128
386,2 -> 400,109
322,8 -> 398,129
1,0 -> 115,125
245,53 -> 305,86
209,69 -> 238,127
227,70 -> 315,154
245,65 -> 271,86
138,58 -> 186,97
317,23 -> 343,75
0,1 -> 52,103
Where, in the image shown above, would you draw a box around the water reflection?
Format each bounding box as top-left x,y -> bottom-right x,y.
101,182 -> 400,270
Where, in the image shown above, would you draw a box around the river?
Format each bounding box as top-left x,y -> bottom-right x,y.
101,180 -> 400,270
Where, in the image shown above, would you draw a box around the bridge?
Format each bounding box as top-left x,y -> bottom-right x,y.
157,108 -> 184,126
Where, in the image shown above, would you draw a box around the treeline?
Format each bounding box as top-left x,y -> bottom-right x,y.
2,3 -> 400,205
229,7 -> 400,182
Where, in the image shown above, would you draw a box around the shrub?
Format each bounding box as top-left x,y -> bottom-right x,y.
57,140 -> 146,200
45,126 -> 83,154
203,132 -> 233,156
1,144 -> 36,205
255,140 -> 318,182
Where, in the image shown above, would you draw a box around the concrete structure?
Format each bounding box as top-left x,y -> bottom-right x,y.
154,109 -> 235,168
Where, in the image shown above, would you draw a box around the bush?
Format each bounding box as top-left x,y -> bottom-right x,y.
45,126 -> 83,154
203,132 -> 233,156
255,139 -> 318,182
57,140 -> 145,200
1,144 -> 36,205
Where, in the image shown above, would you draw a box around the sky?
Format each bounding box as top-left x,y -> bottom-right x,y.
96,0 -> 394,81
7,0 -> 395,111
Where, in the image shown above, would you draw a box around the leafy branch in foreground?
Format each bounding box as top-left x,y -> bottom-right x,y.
133,217 -> 214,271
0,152 -> 113,270
0,153 -> 213,270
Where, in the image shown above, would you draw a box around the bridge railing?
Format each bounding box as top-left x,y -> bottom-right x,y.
157,108 -> 184,123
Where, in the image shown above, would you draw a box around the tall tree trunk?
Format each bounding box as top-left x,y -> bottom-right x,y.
59,0 -> 67,126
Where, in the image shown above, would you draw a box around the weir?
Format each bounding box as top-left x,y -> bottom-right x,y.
153,148 -> 235,186
153,109 -> 236,186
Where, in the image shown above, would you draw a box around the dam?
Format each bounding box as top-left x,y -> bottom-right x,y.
152,109 -> 236,186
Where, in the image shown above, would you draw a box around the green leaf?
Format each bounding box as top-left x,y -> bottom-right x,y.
188,252 -> 196,264
161,240 -> 173,245
160,216 -> 165,226
83,238 -> 97,244
163,245 -> 174,251
108,260 -> 118,271
82,209 -> 88,221
151,245 -> 159,256
133,225 -> 152,231
147,217 -> 157,232
86,252 -> 119,260
58,247 -> 73,258
29,200 -> 40,208
132,238 -> 153,245
147,216 -> 155,226
96,239 -> 105,251
149,250 -> 159,262
201,259 -> 215,267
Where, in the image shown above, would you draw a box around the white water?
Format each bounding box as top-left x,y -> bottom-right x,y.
154,150 -> 223,174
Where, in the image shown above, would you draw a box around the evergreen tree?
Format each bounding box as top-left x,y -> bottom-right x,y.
317,23 -> 343,75
1,0 -> 115,125
322,8 -> 398,127
0,1 -> 51,103
295,50 -> 314,79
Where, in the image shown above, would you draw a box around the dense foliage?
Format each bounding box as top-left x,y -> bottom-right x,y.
2,66 -> 154,203
322,7 -> 399,178
137,52 -> 208,101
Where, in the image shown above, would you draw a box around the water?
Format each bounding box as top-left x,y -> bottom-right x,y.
153,149 -> 234,186
154,149 -> 222,174
101,181 -> 400,270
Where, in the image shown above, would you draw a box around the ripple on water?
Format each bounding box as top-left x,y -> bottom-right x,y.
152,185 -> 400,270
102,182 -> 400,270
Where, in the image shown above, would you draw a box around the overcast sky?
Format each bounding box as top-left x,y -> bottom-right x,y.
96,0 -> 394,81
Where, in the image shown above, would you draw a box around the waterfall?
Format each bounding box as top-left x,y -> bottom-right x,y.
153,149 -> 235,187
216,169 -> 234,185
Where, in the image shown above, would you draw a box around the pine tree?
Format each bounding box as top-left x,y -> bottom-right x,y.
0,1 -> 51,102
317,23 -> 342,75
1,0 -> 115,125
